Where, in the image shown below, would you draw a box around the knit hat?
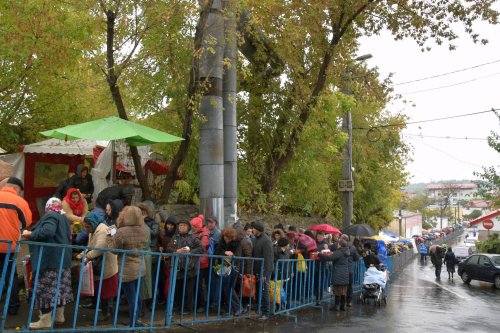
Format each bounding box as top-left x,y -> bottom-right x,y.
190,214 -> 204,229
163,214 -> 178,227
277,237 -> 289,247
253,220 -> 265,232
177,218 -> 191,230
206,216 -> 218,225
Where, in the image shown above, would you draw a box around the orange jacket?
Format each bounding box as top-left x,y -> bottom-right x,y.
0,187 -> 33,253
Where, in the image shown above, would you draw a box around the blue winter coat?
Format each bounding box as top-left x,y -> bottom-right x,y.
29,211 -> 72,273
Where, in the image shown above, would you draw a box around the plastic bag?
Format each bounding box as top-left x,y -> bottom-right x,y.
80,262 -> 94,296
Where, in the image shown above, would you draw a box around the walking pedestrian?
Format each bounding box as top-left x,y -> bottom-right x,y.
430,246 -> 445,280
443,247 -> 457,280
0,177 -> 33,316
419,243 -> 428,262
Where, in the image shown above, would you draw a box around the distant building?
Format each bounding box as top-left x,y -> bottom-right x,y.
388,210 -> 422,238
425,183 -> 477,206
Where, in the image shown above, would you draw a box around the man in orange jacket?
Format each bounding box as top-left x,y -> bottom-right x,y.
0,177 -> 32,315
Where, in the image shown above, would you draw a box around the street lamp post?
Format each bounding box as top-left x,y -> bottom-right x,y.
340,54 -> 372,230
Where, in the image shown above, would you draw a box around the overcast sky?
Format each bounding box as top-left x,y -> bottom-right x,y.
358,19 -> 500,184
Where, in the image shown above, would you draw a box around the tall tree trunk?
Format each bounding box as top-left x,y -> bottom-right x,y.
259,2 -> 373,194
104,9 -> 151,200
159,0 -> 214,204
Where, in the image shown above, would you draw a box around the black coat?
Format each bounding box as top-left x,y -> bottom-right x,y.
96,185 -> 134,209
70,165 -> 94,200
165,232 -> 203,278
319,247 -> 350,286
252,232 -> 274,276
347,243 -> 361,273
443,251 -> 457,272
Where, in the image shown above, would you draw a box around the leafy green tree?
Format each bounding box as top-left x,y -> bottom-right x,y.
477,233 -> 500,254
467,209 -> 483,220
474,110 -> 499,207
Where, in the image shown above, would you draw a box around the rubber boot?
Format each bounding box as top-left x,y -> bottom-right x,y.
30,311 -> 52,329
55,306 -> 65,324
329,296 -> 340,311
339,295 -> 346,311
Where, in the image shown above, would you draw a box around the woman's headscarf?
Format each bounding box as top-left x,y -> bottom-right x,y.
45,197 -> 65,214
84,210 -> 107,231
63,188 -> 85,216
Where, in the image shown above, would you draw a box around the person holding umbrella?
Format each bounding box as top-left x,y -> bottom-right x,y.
430,246 -> 445,280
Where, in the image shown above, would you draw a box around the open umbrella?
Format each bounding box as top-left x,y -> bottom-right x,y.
41,116 -> 183,146
41,116 -> 183,182
429,245 -> 438,253
342,224 -> 376,237
286,231 -> 317,252
309,224 -> 341,234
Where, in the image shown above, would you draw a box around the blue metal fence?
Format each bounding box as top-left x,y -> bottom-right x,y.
0,237 -> 429,331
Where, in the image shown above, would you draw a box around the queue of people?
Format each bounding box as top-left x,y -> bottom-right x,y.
1,176 -> 390,329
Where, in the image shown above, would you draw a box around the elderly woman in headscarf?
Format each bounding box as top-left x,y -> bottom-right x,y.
76,211 -> 118,321
22,198 -> 73,329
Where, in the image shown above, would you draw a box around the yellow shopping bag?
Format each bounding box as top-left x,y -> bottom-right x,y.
269,280 -> 282,305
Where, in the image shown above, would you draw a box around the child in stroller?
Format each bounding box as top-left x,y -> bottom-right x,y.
359,265 -> 388,306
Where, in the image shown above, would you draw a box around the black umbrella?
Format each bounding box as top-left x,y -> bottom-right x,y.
342,224 -> 376,237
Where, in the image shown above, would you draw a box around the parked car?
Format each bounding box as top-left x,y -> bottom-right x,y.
454,246 -> 472,262
464,239 -> 477,252
457,254 -> 500,289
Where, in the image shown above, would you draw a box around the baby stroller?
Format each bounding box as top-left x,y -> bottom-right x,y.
359,266 -> 387,307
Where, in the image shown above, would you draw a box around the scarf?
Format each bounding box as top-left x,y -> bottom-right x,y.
45,197 -> 65,214
63,188 -> 85,216
84,210 -> 107,231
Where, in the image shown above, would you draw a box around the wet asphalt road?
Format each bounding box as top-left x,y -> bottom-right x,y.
197,237 -> 500,333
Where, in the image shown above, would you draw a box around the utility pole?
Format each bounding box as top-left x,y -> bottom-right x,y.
340,54 -> 372,230
198,0 -> 225,225
222,0 -> 237,228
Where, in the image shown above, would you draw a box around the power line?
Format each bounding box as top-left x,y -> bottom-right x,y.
393,59 -> 500,86
353,108 -> 499,130
417,140 -> 483,168
402,133 -> 488,141
400,72 -> 500,94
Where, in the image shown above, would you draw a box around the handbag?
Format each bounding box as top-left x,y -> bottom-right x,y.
240,274 -> 256,299
90,255 -> 104,276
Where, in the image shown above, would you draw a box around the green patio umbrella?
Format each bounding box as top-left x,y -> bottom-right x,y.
41,116 -> 183,146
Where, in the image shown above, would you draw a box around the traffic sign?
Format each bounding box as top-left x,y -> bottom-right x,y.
483,219 -> 494,230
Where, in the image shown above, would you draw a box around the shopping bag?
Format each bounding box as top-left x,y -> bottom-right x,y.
80,262 -> 94,296
269,280 -> 282,305
296,253 -> 307,273
240,274 -> 256,299
22,255 -> 32,292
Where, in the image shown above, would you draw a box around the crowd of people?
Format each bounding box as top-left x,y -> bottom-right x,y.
0,174 -> 392,329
